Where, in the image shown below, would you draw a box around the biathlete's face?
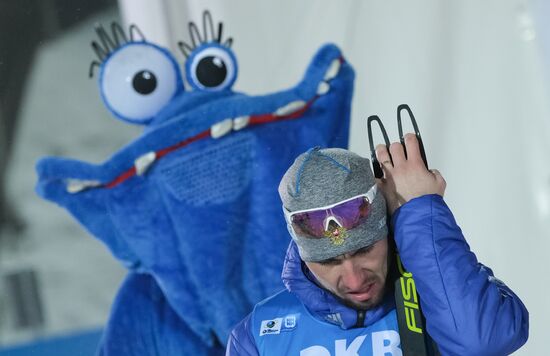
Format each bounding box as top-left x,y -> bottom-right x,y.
305,237 -> 389,310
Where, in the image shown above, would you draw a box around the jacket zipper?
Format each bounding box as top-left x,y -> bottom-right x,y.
354,310 -> 366,328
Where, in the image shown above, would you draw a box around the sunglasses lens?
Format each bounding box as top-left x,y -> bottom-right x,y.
291,210 -> 327,237
290,196 -> 372,238
331,196 -> 371,227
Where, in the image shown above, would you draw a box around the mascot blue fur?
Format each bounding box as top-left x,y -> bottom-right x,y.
36,11 -> 354,355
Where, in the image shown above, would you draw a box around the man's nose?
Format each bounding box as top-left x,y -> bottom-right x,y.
340,259 -> 364,292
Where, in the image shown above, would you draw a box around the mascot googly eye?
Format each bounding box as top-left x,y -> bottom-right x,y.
90,23 -> 184,125
178,11 -> 238,92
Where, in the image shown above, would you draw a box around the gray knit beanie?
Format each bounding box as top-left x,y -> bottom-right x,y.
279,147 -> 388,262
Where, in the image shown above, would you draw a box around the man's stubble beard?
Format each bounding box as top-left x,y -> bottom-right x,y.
342,245 -> 394,311
338,276 -> 388,311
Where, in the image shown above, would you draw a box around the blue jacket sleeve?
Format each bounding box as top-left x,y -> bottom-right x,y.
392,194 -> 529,356
225,313 -> 259,356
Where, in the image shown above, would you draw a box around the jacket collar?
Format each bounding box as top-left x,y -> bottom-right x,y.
281,241 -> 394,329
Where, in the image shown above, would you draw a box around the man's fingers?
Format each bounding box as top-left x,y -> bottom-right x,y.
375,144 -> 393,169
430,169 -> 447,193
389,142 -> 406,166
431,169 -> 445,182
403,133 -> 423,163
430,168 -> 442,179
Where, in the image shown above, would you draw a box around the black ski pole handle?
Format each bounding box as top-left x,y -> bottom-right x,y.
397,104 -> 428,169
367,115 -> 391,179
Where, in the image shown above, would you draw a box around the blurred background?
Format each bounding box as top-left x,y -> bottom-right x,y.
0,0 -> 548,354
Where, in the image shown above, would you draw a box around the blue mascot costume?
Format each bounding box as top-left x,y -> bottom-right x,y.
36,11 -> 355,355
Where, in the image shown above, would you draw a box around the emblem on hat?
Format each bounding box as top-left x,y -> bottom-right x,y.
324,224 -> 348,245
323,216 -> 349,245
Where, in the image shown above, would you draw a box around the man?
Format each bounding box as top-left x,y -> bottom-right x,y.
226,134 -> 529,355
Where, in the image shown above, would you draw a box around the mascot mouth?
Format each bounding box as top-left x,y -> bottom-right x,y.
209,57 -> 342,139
66,47 -> 348,193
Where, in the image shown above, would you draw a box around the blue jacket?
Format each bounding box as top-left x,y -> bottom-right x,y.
226,194 -> 529,355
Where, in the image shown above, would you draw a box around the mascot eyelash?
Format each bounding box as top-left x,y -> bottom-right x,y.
89,23 -> 146,78
177,10 -> 233,57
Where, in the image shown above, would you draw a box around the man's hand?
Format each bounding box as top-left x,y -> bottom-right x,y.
375,133 -> 446,215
